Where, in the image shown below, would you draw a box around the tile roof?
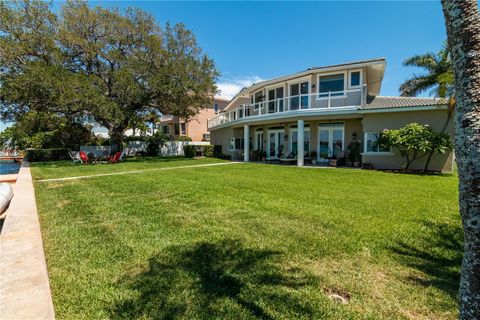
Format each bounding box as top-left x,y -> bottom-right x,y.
361,96 -> 448,110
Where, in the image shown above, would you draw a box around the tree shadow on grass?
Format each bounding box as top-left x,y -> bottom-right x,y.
111,239 -> 319,319
391,221 -> 463,298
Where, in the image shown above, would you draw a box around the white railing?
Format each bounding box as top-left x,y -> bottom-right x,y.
207,85 -> 366,129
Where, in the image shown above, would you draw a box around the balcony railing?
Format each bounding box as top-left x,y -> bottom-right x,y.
207,85 -> 366,129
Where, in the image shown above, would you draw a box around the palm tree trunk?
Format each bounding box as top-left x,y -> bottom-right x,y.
441,1 -> 480,319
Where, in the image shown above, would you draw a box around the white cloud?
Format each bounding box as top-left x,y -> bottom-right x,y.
216,75 -> 265,100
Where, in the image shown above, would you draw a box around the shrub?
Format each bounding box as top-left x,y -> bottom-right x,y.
124,135 -> 148,142
381,123 -> 453,170
217,153 -> 232,160
347,140 -> 362,163
213,145 -> 222,157
24,148 -> 71,162
183,145 -> 196,158
178,136 -> 192,142
146,132 -> 168,156
202,145 -> 213,157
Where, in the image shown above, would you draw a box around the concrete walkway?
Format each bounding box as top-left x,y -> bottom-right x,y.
0,162 -> 55,319
37,161 -> 241,183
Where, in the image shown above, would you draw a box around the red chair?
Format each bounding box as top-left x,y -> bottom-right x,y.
79,151 -> 89,164
107,151 -> 122,163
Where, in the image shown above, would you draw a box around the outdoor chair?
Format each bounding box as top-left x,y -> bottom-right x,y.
336,150 -> 347,166
79,151 -> 89,164
107,151 -> 124,164
279,152 -> 297,165
69,151 -> 82,164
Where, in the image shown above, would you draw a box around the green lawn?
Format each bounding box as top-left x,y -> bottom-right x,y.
31,157 -> 462,319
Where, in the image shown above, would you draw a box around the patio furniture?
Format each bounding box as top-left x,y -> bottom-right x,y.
362,162 -> 373,170
279,152 -> 297,165
336,150 -> 347,166
79,151 -> 89,164
107,151 -> 124,163
69,151 -> 82,164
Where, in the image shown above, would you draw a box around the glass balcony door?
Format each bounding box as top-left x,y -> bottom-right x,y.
267,87 -> 284,113
289,81 -> 309,110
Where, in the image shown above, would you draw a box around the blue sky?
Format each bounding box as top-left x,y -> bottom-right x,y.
1,1 -> 448,131
94,1 -> 447,99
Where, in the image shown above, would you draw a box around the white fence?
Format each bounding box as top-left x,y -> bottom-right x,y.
125,141 -> 147,156
80,146 -> 111,157
160,141 -> 210,157
81,141 -> 210,157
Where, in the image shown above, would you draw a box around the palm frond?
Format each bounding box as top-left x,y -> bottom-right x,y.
402,53 -> 437,71
399,75 -> 437,97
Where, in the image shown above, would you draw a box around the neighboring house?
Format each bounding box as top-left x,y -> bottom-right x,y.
207,58 -> 454,172
160,97 -> 229,142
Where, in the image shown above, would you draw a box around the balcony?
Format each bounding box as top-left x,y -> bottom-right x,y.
207,85 -> 366,129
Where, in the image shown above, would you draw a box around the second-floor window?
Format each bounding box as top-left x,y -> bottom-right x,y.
350,71 -> 361,88
318,73 -> 345,98
214,103 -> 219,114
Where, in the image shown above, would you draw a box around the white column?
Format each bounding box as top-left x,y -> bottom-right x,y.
297,120 -> 304,166
244,124 -> 250,162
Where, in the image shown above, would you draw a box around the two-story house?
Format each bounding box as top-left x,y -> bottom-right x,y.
160,97 -> 229,142
207,58 -> 454,171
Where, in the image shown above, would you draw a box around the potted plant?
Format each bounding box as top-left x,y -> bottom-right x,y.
261,150 -> 267,161
251,149 -> 260,161
347,140 -> 362,167
310,151 -> 317,165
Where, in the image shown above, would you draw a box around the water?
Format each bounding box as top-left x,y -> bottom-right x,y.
0,161 -> 21,175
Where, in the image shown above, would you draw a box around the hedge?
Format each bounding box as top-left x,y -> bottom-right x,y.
183,145 -> 196,158
183,145 -> 214,158
25,148 -> 71,162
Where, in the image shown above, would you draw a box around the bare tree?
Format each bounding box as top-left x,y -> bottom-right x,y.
441,0 -> 480,318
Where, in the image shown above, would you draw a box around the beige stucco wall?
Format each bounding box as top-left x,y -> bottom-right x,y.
362,109 -> 454,172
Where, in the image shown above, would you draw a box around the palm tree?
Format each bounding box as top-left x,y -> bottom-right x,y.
144,109 -> 161,135
400,42 -> 454,98
400,43 -> 455,171
441,0 -> 480,318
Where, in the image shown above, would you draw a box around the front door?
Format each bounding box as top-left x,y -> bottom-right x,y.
318,125 -> 344,160
268,129 -> 285,159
